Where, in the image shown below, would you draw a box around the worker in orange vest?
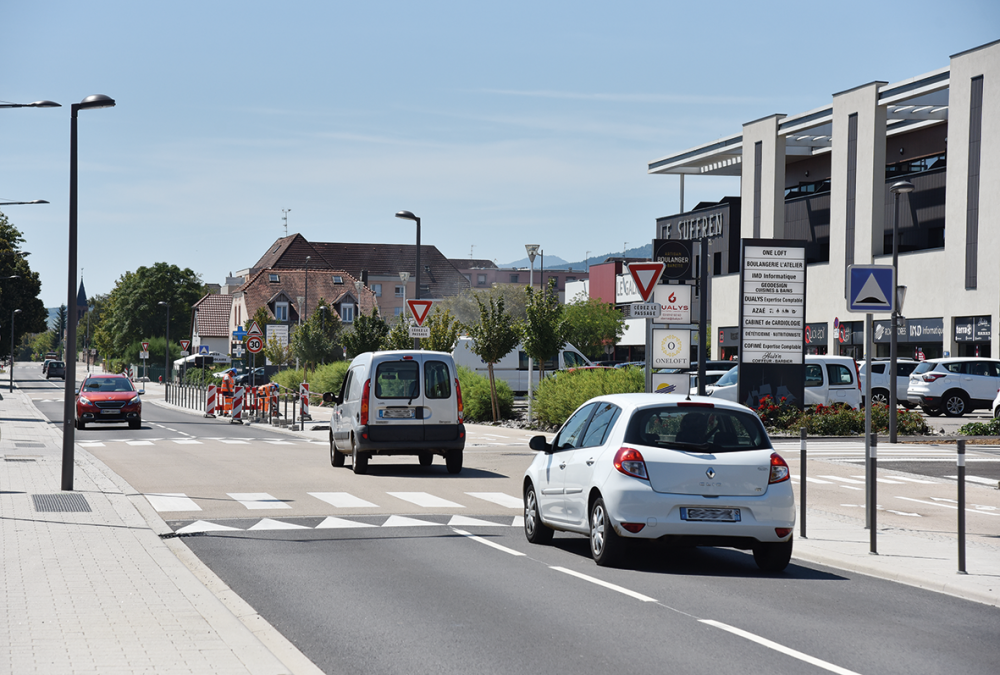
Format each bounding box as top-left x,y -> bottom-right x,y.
220,368 -> 236,415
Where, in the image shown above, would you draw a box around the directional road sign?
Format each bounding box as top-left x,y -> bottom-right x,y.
233,326 -> 248,341
848,265 -> 895,313
627,262 -> 666,302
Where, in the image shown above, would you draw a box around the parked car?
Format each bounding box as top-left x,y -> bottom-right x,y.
688,368 -> 734,391
235,367 -> 271,386
323,350 -> 465,474
41,359 -> 52,373
992,388 -> 1000,419
859,358 -> 919,407
706,355 -> 862,409
453,337 -> 592,394
45,361 -> 66,380
907,357 -> 1000,417
75,374 -> 142,429
522,393 -> 795,571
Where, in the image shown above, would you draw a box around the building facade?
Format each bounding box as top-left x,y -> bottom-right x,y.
648,41 -> 999,363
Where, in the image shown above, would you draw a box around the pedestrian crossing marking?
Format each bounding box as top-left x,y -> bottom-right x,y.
176,520 -> 241,534
382,515 -> 440,527
79,442 -> 105,447
263,440 -> 296,445
248,519 -> 309,531
818,475 -> 865,485
388,492 -> 465,508
220,440 -> 250,445
308,492 -> 378,508
316,516 -> 376,529
448,515 -> 508,527
850,475 -> 906,484
172,440 -> 202,445
805,477 -> 833,484
893,476 -> 939,484
126,441 -> 154,446
466,492 -> 522,509
227,492 -> 291,509
946,475 -> 999,487
146,493 -> 201,512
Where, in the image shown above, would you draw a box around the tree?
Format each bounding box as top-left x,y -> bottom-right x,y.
382,313 -> 413,351
264,335 -> 294,367
437,284 -> 528,325
291,298 -> 342,371
423,308 -> 460,353
463,293 -> 521,421
0,211 -> 47,359
343,308 -> 389,357
522,279 -> 566,380
51,305 -> 68,357
562,297 -> 626,360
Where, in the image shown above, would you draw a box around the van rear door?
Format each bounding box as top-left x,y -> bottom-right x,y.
421,355 -> 462,442
369,356 -> 425,443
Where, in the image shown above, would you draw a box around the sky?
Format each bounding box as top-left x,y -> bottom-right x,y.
2,1 -> 997,308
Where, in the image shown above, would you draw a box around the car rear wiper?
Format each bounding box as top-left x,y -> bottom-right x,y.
666,441 -> 712,452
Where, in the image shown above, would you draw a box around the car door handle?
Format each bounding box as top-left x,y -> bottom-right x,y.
559,462 -> 567,469
586,458 -> 595,466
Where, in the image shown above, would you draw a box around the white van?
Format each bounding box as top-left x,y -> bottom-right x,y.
453,337 -> 593,394
707,355 -> 862,409
323,350 -> 465,474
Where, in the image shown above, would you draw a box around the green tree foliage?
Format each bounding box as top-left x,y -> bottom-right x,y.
264,334 -> 294,367
291,298 -> 342,370
91,263 -> 206,360
562,297 -> 626,360
0,211 -> 47,358
423,308 -> 460,353
457,366 -> 514,422
50,305 -> 68,356
343,308 -> 389,357
522,279 -> 566,380
533,367 -> 644,427
437,284 -> 528,326
382,313 -> 413,351
463,293 -> 521,421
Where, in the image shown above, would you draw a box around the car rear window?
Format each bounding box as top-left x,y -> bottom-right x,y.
912,362 -> 934,375
827,364 -> 855,386
624,406 -> 770,453
375,361 -> 420,399
424,360 -> 451,399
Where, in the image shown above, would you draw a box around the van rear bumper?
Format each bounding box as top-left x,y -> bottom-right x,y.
355,423 -> 466,454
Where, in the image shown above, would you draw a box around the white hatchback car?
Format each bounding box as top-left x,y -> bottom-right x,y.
523,394 -> 795,571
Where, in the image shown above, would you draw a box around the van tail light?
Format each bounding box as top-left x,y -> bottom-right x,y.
455,378 -> 464,423
855,361 -> 862,391
769,453 -> 790,484
360,379 -> 371,426
922,372 -> 946,382
613,447 -> 648,480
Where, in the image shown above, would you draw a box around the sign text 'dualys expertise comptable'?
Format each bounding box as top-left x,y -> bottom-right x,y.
740,245 -> 805,364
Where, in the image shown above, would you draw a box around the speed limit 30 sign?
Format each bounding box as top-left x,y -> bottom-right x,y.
246,336 -> 264,354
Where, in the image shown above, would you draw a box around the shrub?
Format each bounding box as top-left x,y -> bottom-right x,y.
755,398 -> 928,436
458,366 -> 514,422
958,417 -> 1000,436
272,362 -> 349,405
532,367 -> 643,428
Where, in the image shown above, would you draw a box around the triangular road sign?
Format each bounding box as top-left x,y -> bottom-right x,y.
407,299 -> 434,326
180,340 -> 190,351
141,342 -> 149,352
247,320 -> 263,336
627,262 -> 666,302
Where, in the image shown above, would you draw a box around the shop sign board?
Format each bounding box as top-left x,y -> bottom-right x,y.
653,284 -> 692,324
954,316 -> 993,342
652,239 -> 693,281
874,317 -> 944,343
739,240 -> 806,365
652,372 -> 690,396
651,329 -> 691,370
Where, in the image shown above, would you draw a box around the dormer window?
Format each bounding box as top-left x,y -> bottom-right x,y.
333,275 -> 344,284
269,274 -> 280,283
275,302 -> 289,321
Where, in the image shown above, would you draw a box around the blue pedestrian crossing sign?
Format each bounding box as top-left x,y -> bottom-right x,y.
848,265 -> 895,312
199,345 -> 210,355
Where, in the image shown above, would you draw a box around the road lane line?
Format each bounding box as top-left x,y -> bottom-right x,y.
897,496 -> 999,516
700,620 -> 862,675
549,566 -> 657,602
946,474 -> 999,487
818,475 -> 865,484
451,528 -> 525,556
465,492 -> 522,509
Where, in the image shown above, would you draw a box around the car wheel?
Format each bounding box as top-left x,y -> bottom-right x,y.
590,497 -> 625,567
994,406 -> 1000,420
753,538 -> 793,573
419,452 -> 433,467
523,483 -> 553,545
943,391 -> 969,417
330,431 -> 345,467
128,420 -> 141,429
922,406 -> 942,417
351,437 -> 368,475
870,389 -> 889,407
445,449 -> 463,474
77,419 -> 86,430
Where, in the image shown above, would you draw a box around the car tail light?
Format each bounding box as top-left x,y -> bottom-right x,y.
455,378 -> 464,423
922,372 -> 946,382
613,447 -> 648,480
677,401 -> 715,408
775,528 -> 792,538
360,379 -> 371,426
768,453 -> 790,484
620,522 -> 645,533
854,361 -> 862,391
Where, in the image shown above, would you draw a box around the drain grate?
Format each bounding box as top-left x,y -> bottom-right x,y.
14,442 -> 44,448
32,494 -> 92,513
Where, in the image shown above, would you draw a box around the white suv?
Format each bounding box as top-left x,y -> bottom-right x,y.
907,357 -> 1000,417
859,358 -> 919,407
707,355 -> 862,409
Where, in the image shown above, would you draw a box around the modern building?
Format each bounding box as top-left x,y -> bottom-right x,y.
648,41 -> 998,362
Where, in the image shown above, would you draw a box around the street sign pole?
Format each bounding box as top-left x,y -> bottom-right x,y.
627,262 -> 666,394
865,312 -> 873,529
698,239 -> 709,395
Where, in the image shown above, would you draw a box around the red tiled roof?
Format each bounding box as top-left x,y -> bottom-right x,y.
237,268 -> 378,324
191,294 -> 234,338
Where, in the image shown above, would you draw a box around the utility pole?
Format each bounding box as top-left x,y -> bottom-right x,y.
282,208 -> 291,237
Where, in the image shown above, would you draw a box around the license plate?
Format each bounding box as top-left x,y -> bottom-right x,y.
680,507 -> 740,522
380,408 -> 414,419
100,409 -> 119,415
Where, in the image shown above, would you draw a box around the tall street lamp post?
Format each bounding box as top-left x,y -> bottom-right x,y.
62,94 -> 115,492
889,180 -> 914,444
158,302 -> 170,383
525,244 -> 540,422
395,211 -> 421,348
10,308 -> 21,392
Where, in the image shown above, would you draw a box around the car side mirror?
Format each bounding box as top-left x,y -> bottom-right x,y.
528,435 -> 551,453
138,389 -> 145,395
323,391 -> 342,405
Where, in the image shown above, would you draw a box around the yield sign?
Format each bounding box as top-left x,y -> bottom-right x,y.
407,299 -> 434,326
141,341 -> 149,352
247,320 -> 263,336
180,340 -> 190,351
627,262 -> 666,302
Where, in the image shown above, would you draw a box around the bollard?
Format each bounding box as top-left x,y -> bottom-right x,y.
300,382 -> 311,421
799,427 -> 807,539
869,432 -> 878,555
205,384 -> 217,418
231,386 -> 244,424
958,439 -> 967,574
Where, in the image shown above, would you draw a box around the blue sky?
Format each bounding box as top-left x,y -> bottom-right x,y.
2,1 -> 996,307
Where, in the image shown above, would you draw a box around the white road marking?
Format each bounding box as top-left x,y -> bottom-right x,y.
227,492 -> 291,509
701,620 -> 861,675
511,515 -> 525,528
381,515 -> 440,527
175,520 -> 241,534
448,515 -> 508,527
886,510 -> 921,517
248,518 -> 309,530
945,475 -> 999,486
805,477 -> 833,484
839,486 -> 863,491
78,442 -> 105,447
818,475 -> 865,484
263,440 -> 296,445
452,528 -> 525,556
220,439 -> 250,445
126,441 -> 153,446
896,496 -> 999,516
308,492 -> 378,508
145,493 -> 202,512
890,476 -> 938,483
850,475 -> 905,484
315,517 -> 376,529
172,440 -> 202,445
388,492 -> 465,508
465,492 -> 523,509
551,566 -> 657,602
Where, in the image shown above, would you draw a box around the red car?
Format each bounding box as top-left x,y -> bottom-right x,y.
76,374 -> 142,429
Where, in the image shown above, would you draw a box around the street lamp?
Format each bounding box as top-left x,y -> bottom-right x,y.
0,100 -> 61,109
63,94 -> 115,492
10,308 -> 21,392
158,301 -> 170,384
525,245 -> 540,423
395,211 -> 421,348
889,180 -> 914,444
